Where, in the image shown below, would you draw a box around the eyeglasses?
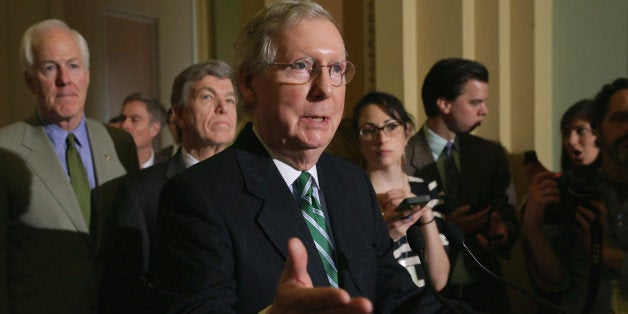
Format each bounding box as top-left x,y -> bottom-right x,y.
270,57 -> 356,87
359,122 -> 403,140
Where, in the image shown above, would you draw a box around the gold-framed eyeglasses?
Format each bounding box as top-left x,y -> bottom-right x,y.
270,57 -> 356,87
359,122 -> 403,140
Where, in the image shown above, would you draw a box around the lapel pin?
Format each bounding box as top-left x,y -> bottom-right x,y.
105,154 -> 111,161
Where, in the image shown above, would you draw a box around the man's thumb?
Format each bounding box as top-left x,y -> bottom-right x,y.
280,237 -> 313,287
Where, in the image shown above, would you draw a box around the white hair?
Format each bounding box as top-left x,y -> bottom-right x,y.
20,19 -> 90,72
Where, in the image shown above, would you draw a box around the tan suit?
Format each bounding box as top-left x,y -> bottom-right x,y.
0,114 -> 138,313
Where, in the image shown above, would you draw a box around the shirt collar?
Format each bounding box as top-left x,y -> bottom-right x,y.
251,125 -> 319,190
423,124 -> 457,160
141,149 -> 156,169
181,146 -> 200,169
43,115 -> 89,150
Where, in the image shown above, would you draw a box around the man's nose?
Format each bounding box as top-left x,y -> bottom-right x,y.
56,66 -> 71,86
121,118 -> 132,131
479,103 -> 489,116
308,67 -> 334,101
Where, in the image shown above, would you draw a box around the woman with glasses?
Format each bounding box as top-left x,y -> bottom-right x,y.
351,91 -> 450,291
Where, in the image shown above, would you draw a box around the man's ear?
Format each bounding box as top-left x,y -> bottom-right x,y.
436,97 -> 451,114
149,121 -> 162,137
238,67 -> 257,105
173,107 -> 185,128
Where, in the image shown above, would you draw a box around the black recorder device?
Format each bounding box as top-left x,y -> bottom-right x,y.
396,195 -> 431,212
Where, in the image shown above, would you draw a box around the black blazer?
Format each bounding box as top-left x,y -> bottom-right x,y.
101,153 -> 186,313
152,123 -> 440,313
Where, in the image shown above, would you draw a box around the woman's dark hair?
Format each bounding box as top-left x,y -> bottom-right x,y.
560,99 -> 600,171
351,91 -> 415,133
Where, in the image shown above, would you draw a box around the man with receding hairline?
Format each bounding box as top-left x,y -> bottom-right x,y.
101,60 -> 238,312
153,1 -> 468,313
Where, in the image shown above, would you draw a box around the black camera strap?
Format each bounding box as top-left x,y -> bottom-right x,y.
582,219 -> 603,314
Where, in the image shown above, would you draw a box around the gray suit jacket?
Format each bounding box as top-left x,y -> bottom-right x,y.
0,114 -> 138,313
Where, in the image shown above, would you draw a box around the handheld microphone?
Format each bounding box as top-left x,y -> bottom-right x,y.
444,222 -> 566,314
407,225 -> 462,314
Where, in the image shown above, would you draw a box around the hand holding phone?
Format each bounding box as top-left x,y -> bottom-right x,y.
395,195 -> 431,212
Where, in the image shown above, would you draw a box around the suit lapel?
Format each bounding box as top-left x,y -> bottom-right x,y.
317,155 -> 365,293
234,124 -> 329,287
21,116 -> 91,239
87,120 -> 128,186
87,119 -> 129,252
410,130 -> 443,186
165,152 -> 186,179
405,128 -> 436,174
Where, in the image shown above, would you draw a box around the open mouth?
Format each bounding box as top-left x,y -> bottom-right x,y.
306,116 -> 327,122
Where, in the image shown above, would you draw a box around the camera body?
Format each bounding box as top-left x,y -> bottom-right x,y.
543,166 -> 602,226
523,150 -> 602,226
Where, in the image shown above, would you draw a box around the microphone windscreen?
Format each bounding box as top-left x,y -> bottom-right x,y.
445,222 -> 465,248
406,225 -> 425,253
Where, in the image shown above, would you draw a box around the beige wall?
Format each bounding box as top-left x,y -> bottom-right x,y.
1,1 -> 626,313
0,0 -> 196,133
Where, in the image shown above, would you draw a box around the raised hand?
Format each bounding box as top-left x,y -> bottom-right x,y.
268,238 -> 372,314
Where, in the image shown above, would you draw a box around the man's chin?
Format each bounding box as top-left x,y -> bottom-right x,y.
455,121 -> 482,134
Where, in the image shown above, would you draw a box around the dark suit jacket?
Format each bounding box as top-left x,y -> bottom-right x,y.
153,123 -> 440,313
403,127 -> 519,312
101,153 -> 186,313
0,114 -> 137,313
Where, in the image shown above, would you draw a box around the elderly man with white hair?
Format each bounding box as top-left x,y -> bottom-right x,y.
0,19 -> 137,312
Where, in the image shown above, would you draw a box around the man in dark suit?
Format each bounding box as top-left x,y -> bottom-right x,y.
152,1 -> 459,313
0,19 -> 137,313
100,60 -> 238,312
403,58 -> 519,313
119,92 -> 167,169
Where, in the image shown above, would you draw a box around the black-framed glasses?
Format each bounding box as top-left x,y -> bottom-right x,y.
359,122 -> 403,140
270,57 -> 356,87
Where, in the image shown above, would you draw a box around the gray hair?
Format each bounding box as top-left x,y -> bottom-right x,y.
123,92 -> 167,127
233,0 -> 339,79
170,60 -> 234,109
20,19 -> 90,73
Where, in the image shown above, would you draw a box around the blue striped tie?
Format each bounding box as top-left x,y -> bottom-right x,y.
294,172 -> 338,287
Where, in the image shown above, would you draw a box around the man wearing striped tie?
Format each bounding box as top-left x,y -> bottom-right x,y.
154,1 -> 456,313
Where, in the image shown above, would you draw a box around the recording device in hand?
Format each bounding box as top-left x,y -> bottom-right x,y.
395,195 -> 431,212
524,150 -> 602,226
444,222 -> 566,313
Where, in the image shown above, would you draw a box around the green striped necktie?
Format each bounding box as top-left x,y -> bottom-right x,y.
294,171 -> 338,288
66,133 -> 91,229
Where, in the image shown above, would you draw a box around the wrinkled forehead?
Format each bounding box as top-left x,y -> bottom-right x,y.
31,28 -> 82,62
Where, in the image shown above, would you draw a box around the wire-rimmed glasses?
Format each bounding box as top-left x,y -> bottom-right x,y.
270,57 -> 356,87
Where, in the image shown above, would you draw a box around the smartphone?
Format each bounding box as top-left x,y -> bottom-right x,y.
395,195 -> 431,212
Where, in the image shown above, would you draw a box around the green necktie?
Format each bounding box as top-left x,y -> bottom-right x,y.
66,133 -> 91,228
294,171 -> 338,288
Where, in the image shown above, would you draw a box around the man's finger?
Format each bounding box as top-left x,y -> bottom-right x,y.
280,238 -> 313,288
